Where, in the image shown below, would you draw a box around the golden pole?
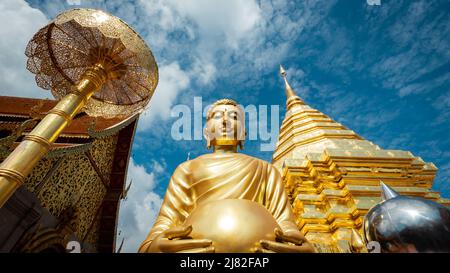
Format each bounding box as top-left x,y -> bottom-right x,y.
0,63 -> 107,208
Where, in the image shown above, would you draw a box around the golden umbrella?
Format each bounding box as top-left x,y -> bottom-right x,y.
0,8 -> 158,207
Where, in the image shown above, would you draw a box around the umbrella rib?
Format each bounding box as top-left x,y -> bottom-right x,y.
125,69 -> 149,81
52,39 -> 90,56
112,80 -> 121,104
103,80 -> 116,102
72,23 -> 96,49
123,78 -> 145,100
59,63 -> 90,70
87,27 -> 100,50
107,38 -> 118,59
54,24 -> 89,53
122,64 -> 142,68
109,54 -> 136,69
120,80 -> 135,104
101,33 -> 107,64
127,74 -> 148,90
46,23 -> 74,85
108,40 -> 126,59
125,76 -> 149,100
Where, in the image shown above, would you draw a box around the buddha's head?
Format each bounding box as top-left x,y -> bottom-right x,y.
204,99 -> 246,150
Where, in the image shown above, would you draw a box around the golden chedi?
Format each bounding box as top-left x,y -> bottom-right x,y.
184,199 -> 280,253
139,99 -> 315,253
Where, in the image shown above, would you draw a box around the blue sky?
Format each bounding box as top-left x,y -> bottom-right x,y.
0,0 -> 449,252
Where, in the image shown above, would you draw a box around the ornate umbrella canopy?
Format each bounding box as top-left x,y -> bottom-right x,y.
25,8 -> 158,118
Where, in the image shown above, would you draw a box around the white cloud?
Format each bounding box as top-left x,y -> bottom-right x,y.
116,158 -> 163,253
431,90 -> 450,125
17,0 -> 333,131
66,0 -> 81,6
190,58 -> 217,86
138,62 -> 191,131
0,0 -> 49,98
166,0 -> 261,50
387,1 -> 433,47
354,109 -> 400,128
368,0 -> 450,96
398,73 -> 450,97
137,0 -> 325,84
137,57 -> 221,132
284,66 -> 306,93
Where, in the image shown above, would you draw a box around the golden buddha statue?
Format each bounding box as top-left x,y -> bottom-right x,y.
139,99 -> 315,253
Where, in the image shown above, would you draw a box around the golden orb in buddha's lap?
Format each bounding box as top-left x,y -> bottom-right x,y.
183,199 -> 280,253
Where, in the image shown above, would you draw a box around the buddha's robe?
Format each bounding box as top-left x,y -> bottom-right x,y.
139,152 -> 299,252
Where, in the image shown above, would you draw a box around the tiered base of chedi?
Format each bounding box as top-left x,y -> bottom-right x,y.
272,66 -> 450,253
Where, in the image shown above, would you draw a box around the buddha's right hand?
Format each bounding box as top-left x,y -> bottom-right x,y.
148,225 -> 215,253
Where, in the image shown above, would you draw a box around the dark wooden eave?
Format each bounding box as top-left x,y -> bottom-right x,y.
97,118 -> 137,252
0,96 -> 125,137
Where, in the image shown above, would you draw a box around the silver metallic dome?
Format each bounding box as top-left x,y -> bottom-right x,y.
364,182 -> 450,253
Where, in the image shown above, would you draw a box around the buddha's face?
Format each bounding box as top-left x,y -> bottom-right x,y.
204,103 -> 245,145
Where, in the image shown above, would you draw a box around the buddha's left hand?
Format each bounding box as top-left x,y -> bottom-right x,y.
255,228 -> 316,253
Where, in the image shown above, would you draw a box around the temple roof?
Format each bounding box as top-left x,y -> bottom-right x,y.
0,96 -> 128,137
